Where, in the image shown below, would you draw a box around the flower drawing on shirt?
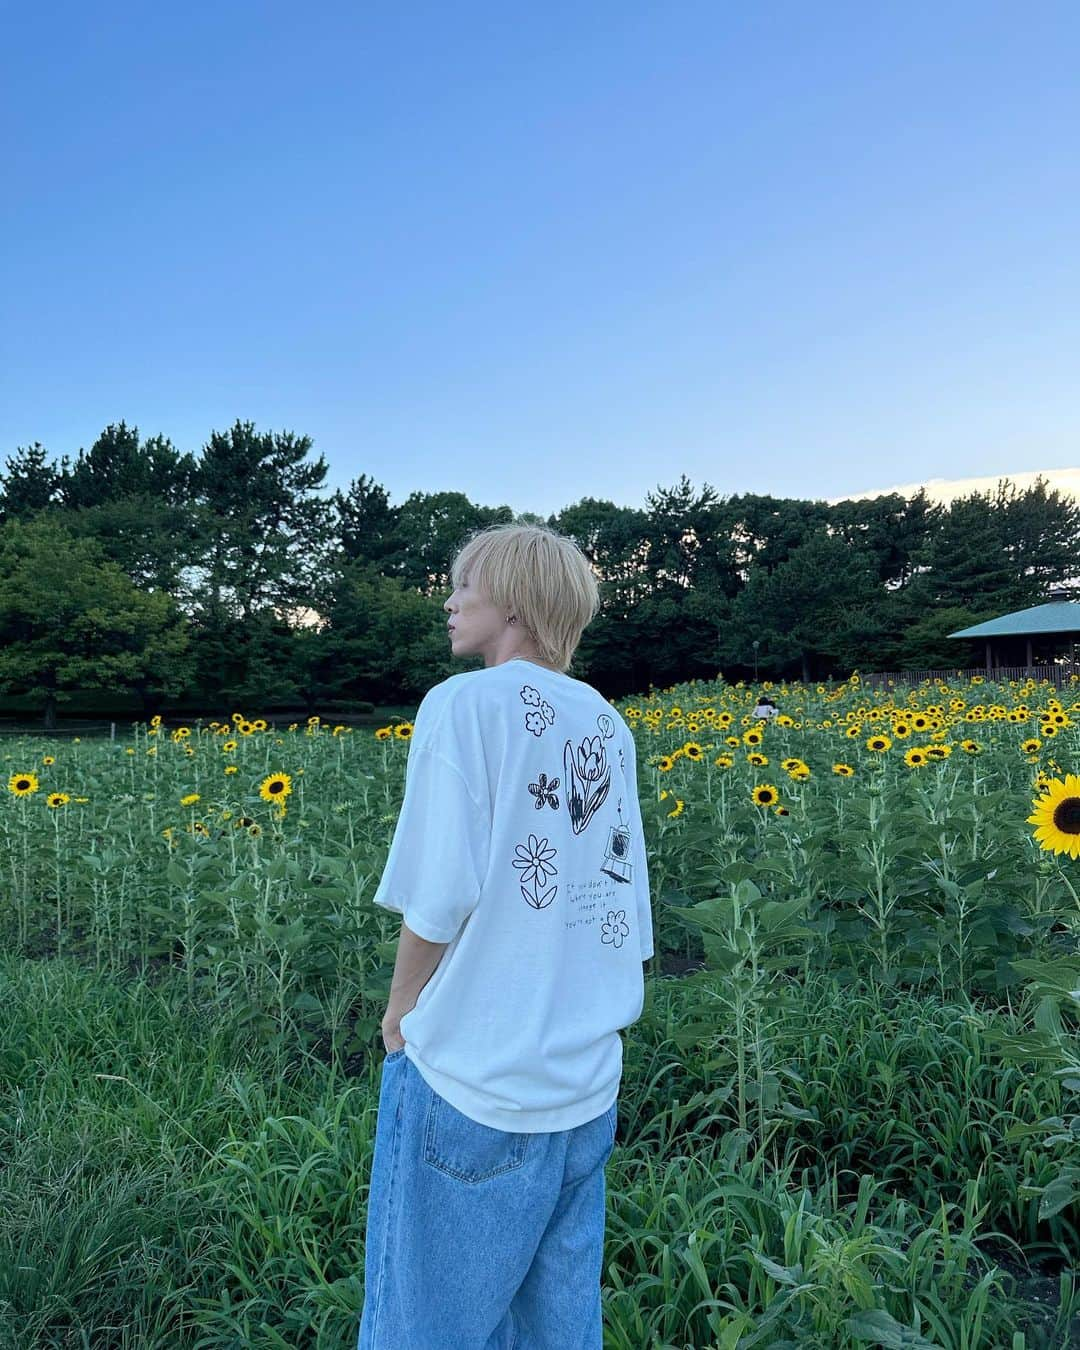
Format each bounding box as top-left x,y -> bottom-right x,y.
564,733 -> 610,834
601,909 -> 631,949
513,833 -> 558,910
513,833 -> 558,885
596,713 -> 615,741
520,686 -> 556,736
527,772 -> 560,810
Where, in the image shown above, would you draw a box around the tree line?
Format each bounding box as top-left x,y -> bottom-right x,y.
1,420 -> 1077,722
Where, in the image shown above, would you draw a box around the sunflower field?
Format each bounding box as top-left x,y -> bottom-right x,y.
1,677 -> 1079,1347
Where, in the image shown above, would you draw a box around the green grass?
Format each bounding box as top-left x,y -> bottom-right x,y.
2,954 -> 1078,1348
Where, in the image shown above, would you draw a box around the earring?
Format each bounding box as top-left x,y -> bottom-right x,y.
506,615 -> 517,625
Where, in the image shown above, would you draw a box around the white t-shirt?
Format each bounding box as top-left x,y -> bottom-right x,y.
371,658 -> 653,1133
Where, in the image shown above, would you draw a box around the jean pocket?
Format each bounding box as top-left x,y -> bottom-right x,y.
423,1092 -> 530,1183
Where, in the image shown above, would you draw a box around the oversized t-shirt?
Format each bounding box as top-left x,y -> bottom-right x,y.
370,658 -> 653,1133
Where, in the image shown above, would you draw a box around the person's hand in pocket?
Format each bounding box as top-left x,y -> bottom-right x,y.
382,1012 -> 406,1054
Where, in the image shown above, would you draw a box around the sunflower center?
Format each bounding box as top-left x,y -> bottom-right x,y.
269,782 -> 283,794
1052,797 -> 1080,835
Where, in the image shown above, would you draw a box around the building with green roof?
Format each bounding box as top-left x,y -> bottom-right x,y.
948,600 -> 1080,675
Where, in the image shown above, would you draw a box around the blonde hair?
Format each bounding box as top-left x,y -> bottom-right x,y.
450,523 -> 600,671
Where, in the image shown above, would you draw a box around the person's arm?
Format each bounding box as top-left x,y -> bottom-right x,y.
382,923 -> 449,1049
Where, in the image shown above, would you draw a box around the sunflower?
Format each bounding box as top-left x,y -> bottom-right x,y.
832,763 -> 855,776
667,798 -> 685,818
46,792 -> 70,808
904,748 -> 927,767
1021,738 -> 1041,756
774,804 -> 790,816
224,764 -> 238,775
683,742 -> 704,761
891,722 -> 911,739
374,727 -> 392,741
259,772 -> 292,803
747,752 -> 769,767
42,755 -> 55,766
726,736 -> 741,748
713,754 -> 733,768
252,719 -> 268,732
925,744 -> 951,760
845,724 -> 862,739
742,729 -> 763,746
238,721 -> 255,737
752,784 -> 779,807
1027,774 -> 1080,859
248,823 -> 262,837
960,740 -> 980,754
8,772 -> 39,797
180,793 -> 200,807
394,724 -> 414,741
866,734 -> 892,752
657,755 -> 675,772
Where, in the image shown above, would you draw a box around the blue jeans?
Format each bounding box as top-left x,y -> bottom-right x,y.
357,1048 -> 618,1350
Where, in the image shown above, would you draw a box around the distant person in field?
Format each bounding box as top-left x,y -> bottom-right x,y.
753,694 -> 779,719
357,522 -> 654,1350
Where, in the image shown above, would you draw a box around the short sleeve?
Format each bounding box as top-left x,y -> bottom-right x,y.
371,744 -> 491,943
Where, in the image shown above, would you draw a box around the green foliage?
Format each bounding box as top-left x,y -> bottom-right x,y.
0,516 -> 192,724
0,669 -> 1078,1344
2,425 -> 1079,708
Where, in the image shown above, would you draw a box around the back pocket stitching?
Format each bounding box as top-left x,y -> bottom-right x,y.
423,1094 -> 530,1183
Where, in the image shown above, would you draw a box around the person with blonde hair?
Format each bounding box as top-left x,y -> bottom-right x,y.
357,521 -> 654,1350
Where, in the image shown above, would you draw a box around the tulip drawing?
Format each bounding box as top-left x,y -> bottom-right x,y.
564,734 -> 610,834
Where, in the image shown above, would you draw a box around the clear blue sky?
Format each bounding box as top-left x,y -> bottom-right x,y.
3,1 -> 1078,517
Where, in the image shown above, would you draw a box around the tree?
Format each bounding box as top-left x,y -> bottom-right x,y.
47,423 -> 204,592
379,491 -> 513,594
827,490 -> 942,589
183,421 -> 337,700
187,420 -> 336,622
995,476 -> 1080,593
720,493 -> 832,579
909,489 -> 1039,613
721,534 -> 883,682
333,473 -> 400,567
0,442 -> 63,519
310,560 -> 459,703
0,517 -> 192,727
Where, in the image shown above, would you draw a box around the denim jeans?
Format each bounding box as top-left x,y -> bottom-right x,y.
357,1048 -> 619,1350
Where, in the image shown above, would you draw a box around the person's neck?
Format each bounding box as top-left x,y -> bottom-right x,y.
498,654 -> 562,674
